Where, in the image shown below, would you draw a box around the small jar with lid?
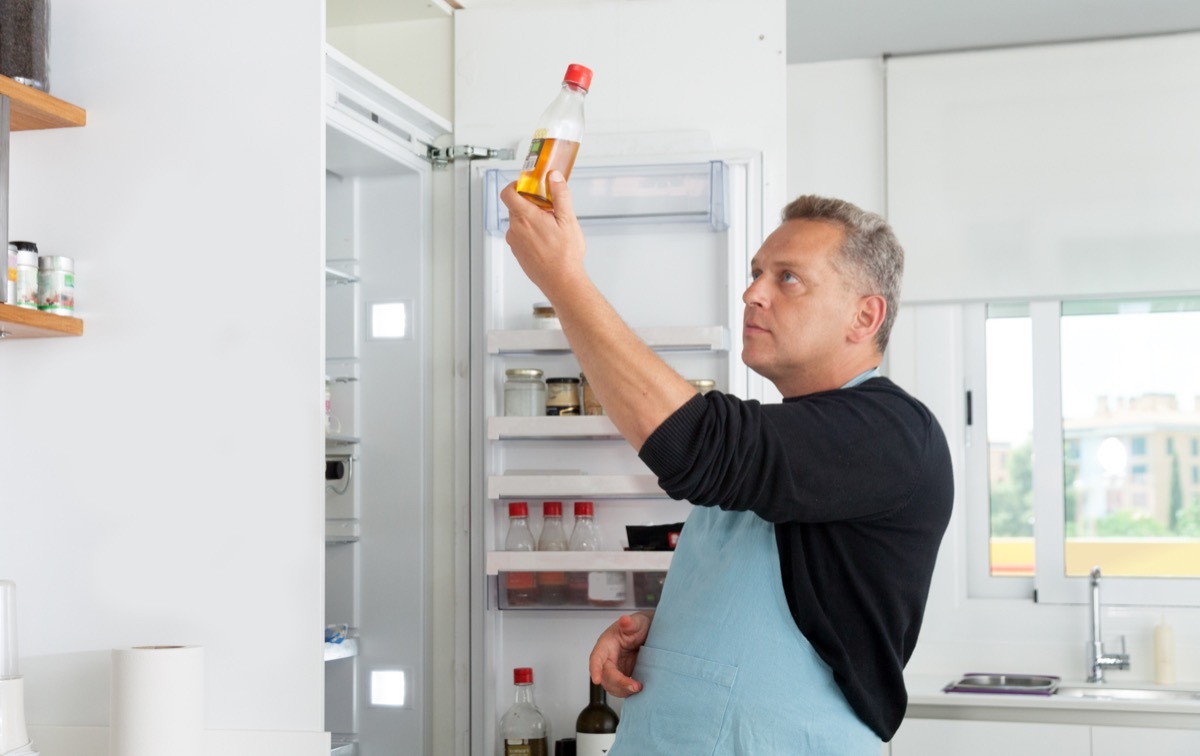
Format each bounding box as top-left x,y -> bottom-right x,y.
37,255 -> 74,315
504,368 -> 547,416
579,372 -> 605,416
545,376 -> 580,416
532,302 -> 560,329
11,241 -> 39,309
688,378 -> 716,395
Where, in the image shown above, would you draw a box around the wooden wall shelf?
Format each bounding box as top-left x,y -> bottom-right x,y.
0,75 -> 87,130
0,303 -> 84,339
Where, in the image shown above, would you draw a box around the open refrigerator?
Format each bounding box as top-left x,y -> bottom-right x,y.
321,40 -> 763,756
466,155 -> 762,754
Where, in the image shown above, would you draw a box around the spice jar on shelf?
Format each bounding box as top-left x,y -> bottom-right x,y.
545,376 -> 580,416
37,255 -> 74,316
579,372 -> 604,416
11,241 -> 38,310
532,302 -> 560,329
504,368 -> 547,417
0,0 -> 51,92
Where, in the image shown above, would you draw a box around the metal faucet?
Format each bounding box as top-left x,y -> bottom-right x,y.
1088,566 -> 1130,683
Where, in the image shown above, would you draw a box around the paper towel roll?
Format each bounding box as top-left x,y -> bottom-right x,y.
111,645 -> 205,756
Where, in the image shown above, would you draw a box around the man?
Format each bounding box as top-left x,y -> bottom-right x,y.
501,172 -> 953,754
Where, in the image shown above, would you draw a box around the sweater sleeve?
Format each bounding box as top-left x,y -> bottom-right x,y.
638,380 -> 933,524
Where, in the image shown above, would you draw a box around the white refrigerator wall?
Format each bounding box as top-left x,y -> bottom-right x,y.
0,0 -> 326,749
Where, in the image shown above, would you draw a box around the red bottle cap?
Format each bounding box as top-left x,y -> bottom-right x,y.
509,502 -> 529,518
544,501 -> 563,517
563,63 -> 593,92
574,501 -> 594,517
514,667 -> 534,684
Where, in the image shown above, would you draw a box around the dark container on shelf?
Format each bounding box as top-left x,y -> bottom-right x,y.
0,0 -> 50,92
626,522 -> 684,608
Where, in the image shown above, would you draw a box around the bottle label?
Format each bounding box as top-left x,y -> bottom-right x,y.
576,732 -> 617,756
504,737 -> 549,756
588,571 -> 627,601
521,139 -> 544,172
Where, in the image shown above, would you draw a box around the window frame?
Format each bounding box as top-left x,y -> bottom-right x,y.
965,300 -> 1200,607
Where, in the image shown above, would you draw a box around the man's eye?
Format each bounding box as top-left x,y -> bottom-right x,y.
781,271 -> 799,283
749,270 -> 762,281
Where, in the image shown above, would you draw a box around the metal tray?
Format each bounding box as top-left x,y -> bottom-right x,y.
943,673 -> 1060,696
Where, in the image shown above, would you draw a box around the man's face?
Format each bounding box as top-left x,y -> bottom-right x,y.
741,218 -> 862,394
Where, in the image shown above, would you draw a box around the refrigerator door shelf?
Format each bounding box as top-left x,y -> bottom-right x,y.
485,160 -> 730,235
324,638 -> 359,662
487,474 -> 664,500
487,325 -> 728,354
487,415 -> 621,441
486,550 -> 672,575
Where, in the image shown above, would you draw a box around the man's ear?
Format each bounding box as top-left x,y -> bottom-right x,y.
848,294 -> 886,345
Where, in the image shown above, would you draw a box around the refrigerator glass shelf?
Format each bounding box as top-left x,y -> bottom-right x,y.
485,160 -> 730,235
488,325 -> 727,354
325,266 -> 360,285
487,474 -> 664,500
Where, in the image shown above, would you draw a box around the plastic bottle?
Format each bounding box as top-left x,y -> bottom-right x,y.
505,502 -> 538,607
516,63 -> 593,209
1154,614 -> 1176,685
568,501 -> 627,607
499,667 -> 550,756
537,502 -> 569,605
575,680 -> 619,756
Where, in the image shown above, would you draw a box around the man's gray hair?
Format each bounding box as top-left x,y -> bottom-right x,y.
781,195 -> 904,354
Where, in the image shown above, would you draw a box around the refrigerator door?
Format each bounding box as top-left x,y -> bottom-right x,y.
467,154 -> 761,755
324,45 -> 450,756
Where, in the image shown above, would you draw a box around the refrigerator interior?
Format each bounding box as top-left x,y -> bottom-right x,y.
324,47 -> 448,756
469,156 -> 762,753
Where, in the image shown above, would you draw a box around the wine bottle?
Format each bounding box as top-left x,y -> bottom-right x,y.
575,681 -> 618,756
500,667 -> 550,756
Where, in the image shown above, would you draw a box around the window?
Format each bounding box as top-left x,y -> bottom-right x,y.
969,297 -> 1200,606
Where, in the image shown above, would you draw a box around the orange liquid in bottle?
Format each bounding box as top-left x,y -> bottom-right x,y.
516,137 -> 580,208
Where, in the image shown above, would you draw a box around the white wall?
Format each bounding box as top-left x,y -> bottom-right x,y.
0,0 -> 326,748
787,43 -> 1200,690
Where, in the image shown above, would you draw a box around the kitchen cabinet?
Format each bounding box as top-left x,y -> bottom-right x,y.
889,719 -> 1091,756
0,75 -> 86,337
1091,726 -> 1200,756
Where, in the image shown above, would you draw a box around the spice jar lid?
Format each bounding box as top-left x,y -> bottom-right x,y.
546,376 -> 580,384
509,502 -> 529,518
543,501 -> 563,517
532,302 -> 556,316
38,255 -> 74,272
689,378 -> 716,393
10,241 -> 38,253
506,368 -> 544,379
574,501 -> 594,517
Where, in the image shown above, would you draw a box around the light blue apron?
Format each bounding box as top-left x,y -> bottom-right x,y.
610,369 -> 881,755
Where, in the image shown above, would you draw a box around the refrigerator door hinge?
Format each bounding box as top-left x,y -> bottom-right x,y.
426,144 -> 515,167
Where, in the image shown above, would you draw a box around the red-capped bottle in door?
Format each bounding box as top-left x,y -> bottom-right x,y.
500,667 -> 550,756
516,63 -> 593,209
505,502 -> 538,606
537,502 -> 568,605
568,501 -> 627,607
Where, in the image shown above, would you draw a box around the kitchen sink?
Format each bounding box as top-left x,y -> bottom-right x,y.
1054,685 -> 1200,702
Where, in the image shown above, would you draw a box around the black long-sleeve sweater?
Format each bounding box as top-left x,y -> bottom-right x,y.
637,377 -> 954,741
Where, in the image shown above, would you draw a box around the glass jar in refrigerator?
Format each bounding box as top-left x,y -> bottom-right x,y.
567,501 -> 627,607
505,369 -> 547,417
505,502 -> 538,607
536,502 -> 568,605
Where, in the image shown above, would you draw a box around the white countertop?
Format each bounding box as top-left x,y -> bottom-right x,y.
904,674 -> 1200,729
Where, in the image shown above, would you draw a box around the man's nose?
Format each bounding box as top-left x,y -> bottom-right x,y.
743,276 -> 767,306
